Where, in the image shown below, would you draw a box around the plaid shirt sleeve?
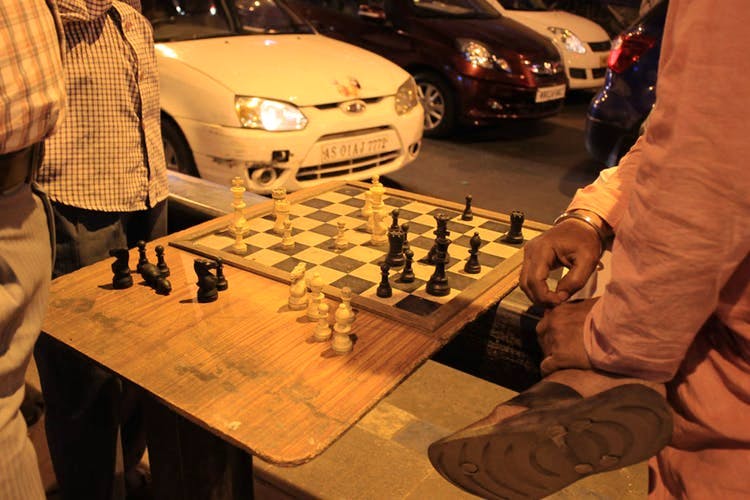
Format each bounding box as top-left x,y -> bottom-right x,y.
0,0 -> 67,154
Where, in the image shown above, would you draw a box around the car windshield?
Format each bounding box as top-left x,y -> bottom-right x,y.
496,0 -> 550,11
410,0 -> 501,19
142,0 -> 313,42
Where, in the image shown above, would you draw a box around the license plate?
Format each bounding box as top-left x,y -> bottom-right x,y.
321,135 -> 390,162
535,84 -> 566,103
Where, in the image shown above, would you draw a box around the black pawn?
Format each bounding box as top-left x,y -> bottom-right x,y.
136,240 -> 149,273
401,222 -> 410,253
109,248 -> 133,289
399,249 -> 415,283
140,262 -> 171,295
155,244 -> 170,277
461,194 -> 473,221
464,232 -> 482,274
503,210 -> 525,244
194,259 -> 218,303
215,258 -> 228,291
389,208 -> 400,231
377,263 -> 392,298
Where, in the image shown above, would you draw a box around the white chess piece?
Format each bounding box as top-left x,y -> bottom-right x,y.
370,207 -> 387,245
288,263 -> 307,310
367,177 -> 386,233
306,272 -> 324,321
331,300 -> 353,354
334,221 -> 347,250
282,219 -> 294,249
272,187 -> 287,217
340,286 -> 355,326
274,197 -> 290,235
361,190 -> 373,218
313,301 -> 331,341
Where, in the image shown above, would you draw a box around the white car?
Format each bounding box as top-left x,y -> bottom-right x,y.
142,0 -> 423,194
492,0 -> 611,90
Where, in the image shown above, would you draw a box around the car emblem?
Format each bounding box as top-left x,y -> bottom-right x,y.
340,100 -> 367,114
334,77 -> 362,98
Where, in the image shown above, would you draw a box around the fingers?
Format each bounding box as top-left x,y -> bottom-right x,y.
520,246 -> 564,307
555,256 -> 600,299
540,356 -> 558,377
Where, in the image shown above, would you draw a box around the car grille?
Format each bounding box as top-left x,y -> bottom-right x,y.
296,150 -> 400,182
588,41 -> 611,52
569,68 -> 587,79
592,67 -> 607,78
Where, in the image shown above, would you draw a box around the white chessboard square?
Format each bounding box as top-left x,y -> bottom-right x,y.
400,201 -> 439,215
409,213 -> 439,228
244,231 -> 282,248
360,284 -> 409,306
289,204 -> 318,217
466,215 -> 490,227
246,248 -> 289,267
413,286 -> 460,304
295,246 -> 340,265
315,190 -> 353,204
341,245 -> 385,264
412,261 -> 435,282
349,262 -> 382,282
331,214 -> 367,231
447,259 -> 494,279
286,217 -> 322,232
482,241 -> 522,259
247,217 -> 275,233
341,228 -> 371,246
306,265 -> 346,285
194,233 -> 234,250
473,227 -> 504,243
320,202 -> 359,216
525,229 -> 542,240
294,230 -> 330,247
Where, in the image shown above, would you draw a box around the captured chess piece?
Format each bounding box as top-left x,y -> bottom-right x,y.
109,248 -> 133,289
194,258 -> 218,303
503,210 -> 525,244
215,257 -> 228,291
331,300 -> 353,354
313,301 -> 332,342
464,232 -> 482,274
307,272 -> 325,321
288,262 -> 308,310
139,262 -> 171,295
340,286 -> 355,325
136,240 -> 148,273
461,194 -> 473,221
377,263 -> 392,298
155,244 -> 170,277
399,248 -> 415,283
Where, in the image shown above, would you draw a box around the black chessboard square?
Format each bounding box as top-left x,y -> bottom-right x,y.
219,243 -> 262,257
403,220 -> 431,235
306,210 -> 339,222
396,209 -> 421,221
262,214 -> 275,222
409,235 -> 434,250
322,255 -> 366,273
428,208 -> 460,219
341,197 -> 365,209
336,186 -> 363,197
391,277 -> 425,294
453,234 -> 473,247
300,198 -> 333,209
394,295 -> 441,316
445,271 -> 477,290
447,220 -> 474,234
330,275 -> 375,295
383,196 -> 411,208
270,242 -> 310,255
274,256 -> 307,273
478,252 -> 504,268
309,223 -> 339,237
480,220 -> 510,233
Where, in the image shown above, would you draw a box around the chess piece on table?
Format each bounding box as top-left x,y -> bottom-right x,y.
464,232 -> 482,274
334,221 -> 348,250
194,258 -> 218,303
331,301 -> 353,354
377,263 -> 392,298
385,226 -> 405,267
399,249 -> 415,283
461,194 -> 473,221
230,176 -> 248,236
136,240 -> 148,273
306,272 -> 325,321
313,301 -> 332,342
370,208 -> 388,246
155,244 -> 170,277
503,210 -> 525,244
109,248 -> 133,289
140,262 -> 171,295
215,257 -> 228,291
288,262 -> 308,310
282,219 -> 295,249
273,194 -> 290,235
340,286 -> 355,325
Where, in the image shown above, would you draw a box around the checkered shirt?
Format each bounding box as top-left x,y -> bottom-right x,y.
38,0 -> 168,211
0,0 -> 67,154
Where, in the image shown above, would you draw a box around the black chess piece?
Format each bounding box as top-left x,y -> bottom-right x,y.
385,227 -> 405,268
401,222 -> 410,253
503,210 -> 525,244
377,262 -> 392,298
426,215 -> 452,296
215,257 -> 228,291
109,248 -> 133,289
136,240 -> 149,273
464,232 -> 482,274
155,244 -> 170,277
461,194 -> 473,221
194,259 -> 218,303
139,262 -> 172,295
421,213 -> 451,265
389,208 -> 400,232
399,249 -> 415,283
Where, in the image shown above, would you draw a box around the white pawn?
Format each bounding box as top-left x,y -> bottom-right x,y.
313,301 -> 331,342
282,219 -> 294,249
334,221 -> 347,250
370,207 -> 387,245
306,272 -> 324,321
331,301 -> 353,354
288,262 -> 307,310
341,286 -> 355,326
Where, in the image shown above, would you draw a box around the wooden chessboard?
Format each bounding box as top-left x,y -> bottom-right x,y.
169,181 -> 546,332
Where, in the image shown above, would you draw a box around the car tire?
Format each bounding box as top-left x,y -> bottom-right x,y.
414,72 -> 456,138
162,116 -> 199,177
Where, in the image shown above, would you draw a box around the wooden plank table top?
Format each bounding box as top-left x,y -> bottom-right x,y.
41,191 -> 540,468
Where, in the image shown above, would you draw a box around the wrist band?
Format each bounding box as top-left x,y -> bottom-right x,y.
553,211 -> 610,252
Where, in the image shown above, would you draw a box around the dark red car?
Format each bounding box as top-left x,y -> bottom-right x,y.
284,0 -> 567,136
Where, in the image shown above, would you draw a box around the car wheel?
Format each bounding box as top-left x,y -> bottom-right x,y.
162,117 -> 199,176
414,72 -> 456,138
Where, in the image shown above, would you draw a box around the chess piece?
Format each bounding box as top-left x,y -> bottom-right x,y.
313,301 -> 332,342
464,232 -> 482,274
401,222 -> 410,253
462,194 -> 474,221
503,210 -> 525,244
334,221 -> 348,250
155,244 -> 170,277
377,263 -> 392,298
232,230 -> 247,254
306,272 -> 324,321
331,301 -> 353,354
399,249 -> 415,283
389,208 -> 400,231
367,175 -> 386,233
340,286 -> 355,325
422,214 -> 451,265
426,214 -> 452,296
361,190 -> 373,218
273,195 -> 290,235
271,187 -> 287,217
140,262 -> 171,295
385,225 -> 405,267
215,258 -> 228,291
136,240 -> 148,273
370,207 -> 388,246
194,258 -> 218,303
109,248 -> 133,289
288,263 -> 308,310
282,219 -> 294,249
230,176 -> 248,236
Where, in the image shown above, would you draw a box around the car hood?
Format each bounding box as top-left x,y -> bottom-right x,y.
155,34 -> 409,106
501,10 -> 609,41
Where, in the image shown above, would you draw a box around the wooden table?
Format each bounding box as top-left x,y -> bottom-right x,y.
41,186 -> 544,499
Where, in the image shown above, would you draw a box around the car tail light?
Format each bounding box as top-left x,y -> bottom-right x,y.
607,33 -> 657,73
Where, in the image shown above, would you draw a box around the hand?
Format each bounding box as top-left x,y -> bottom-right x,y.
536,298 -> 596,376
520,218 -> 602,307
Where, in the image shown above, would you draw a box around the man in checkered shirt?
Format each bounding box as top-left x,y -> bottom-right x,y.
34,1 -> 168,498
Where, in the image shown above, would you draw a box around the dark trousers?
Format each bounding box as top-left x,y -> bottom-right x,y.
35,200 -> 167,500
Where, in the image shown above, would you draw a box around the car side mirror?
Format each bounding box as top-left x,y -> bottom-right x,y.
358,4 -> 387,21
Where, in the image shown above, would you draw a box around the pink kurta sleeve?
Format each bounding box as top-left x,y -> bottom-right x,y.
572,0 -> 750,381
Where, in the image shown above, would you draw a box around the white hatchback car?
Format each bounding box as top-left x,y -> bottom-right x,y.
492,0 -> 611,90
142,0 -> 423,194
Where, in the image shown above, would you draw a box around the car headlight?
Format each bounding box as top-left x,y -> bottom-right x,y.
395,77 -> 419,115
235,96 -> 308,131
456,38 -> 512,73
548,27 -> 586,54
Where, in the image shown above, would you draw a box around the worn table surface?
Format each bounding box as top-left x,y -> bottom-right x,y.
42,193 -> 537,467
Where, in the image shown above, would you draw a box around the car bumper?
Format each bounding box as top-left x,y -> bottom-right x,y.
584,114 -> 636,166
176,98 -> 423,194
563,51 -> 609,90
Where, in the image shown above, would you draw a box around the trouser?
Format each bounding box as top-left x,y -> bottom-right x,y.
0,182 -> 54,500
34,200 -> 167,500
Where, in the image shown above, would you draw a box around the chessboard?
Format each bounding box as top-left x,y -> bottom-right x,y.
169,181 -> 546,332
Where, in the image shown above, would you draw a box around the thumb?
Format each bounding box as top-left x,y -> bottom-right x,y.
540,356 -> 559,377
557,261 -> 597,299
